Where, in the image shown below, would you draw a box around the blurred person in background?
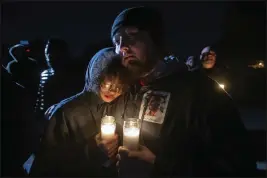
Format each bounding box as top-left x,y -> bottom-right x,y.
199,45 -> 229,79
1,66 -> 40,176
185,55 -> 200,71
34,38 -> 84,116
6,41 -> 40,97
199,45 -> 231,92
27,39 -> 48,73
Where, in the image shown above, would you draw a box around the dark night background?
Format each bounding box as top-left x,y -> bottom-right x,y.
1,1 -> 266,175
2,2 -> 265,63
2,1 -> 265,125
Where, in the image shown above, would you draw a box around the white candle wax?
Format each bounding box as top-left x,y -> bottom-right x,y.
123,127 -> 140,151
101,123 -> 116,140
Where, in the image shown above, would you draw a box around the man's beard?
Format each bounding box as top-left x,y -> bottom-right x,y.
126,60 -> 152,79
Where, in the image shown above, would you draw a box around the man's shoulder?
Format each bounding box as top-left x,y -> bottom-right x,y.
157,70 -> 207,87
156,70 -> 228,98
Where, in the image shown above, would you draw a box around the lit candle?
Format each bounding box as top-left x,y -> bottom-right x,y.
101,116 -> 116,140
123,118 -> 141,151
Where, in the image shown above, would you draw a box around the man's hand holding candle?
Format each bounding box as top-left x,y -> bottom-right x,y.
117,145 -> 156,165
95,133 -> 119,158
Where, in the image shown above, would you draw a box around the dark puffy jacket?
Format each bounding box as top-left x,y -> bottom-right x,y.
116,62 -> 256,177
30,47 -> 119,176
149,71 -> 257,177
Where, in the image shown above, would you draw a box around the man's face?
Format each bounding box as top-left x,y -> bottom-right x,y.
112,27 -> 157,78
201,47 -> 216,69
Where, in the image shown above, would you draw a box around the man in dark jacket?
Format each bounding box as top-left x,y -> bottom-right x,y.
111,7 -> 257,177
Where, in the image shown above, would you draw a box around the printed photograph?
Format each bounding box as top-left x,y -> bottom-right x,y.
139,90 -> 171,124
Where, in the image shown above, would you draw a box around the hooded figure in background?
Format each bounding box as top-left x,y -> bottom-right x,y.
34,38 -> 84,116
185,55 -> 201,71
1,67 -> 39,176
108,7 -> 257,177
6,42 -> 40,97
199,46 -> 231,92
30,48 -> 133,177
199,46 -> 230,77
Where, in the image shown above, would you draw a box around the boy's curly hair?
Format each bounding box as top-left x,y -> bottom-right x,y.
97,55 -> 133,93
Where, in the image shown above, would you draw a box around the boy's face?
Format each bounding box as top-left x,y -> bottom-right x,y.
99,76 -> 125,103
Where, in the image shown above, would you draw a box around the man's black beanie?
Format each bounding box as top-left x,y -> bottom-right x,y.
111,7 -> 164,46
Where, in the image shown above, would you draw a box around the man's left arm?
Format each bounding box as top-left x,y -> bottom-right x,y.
205,91 -> 257,176
152,88 -> 257,177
